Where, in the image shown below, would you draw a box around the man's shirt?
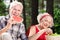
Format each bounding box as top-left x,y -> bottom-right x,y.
0,15 -> 27,40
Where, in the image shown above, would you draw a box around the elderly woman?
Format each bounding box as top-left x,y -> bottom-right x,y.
26,13 -> 54,40
0,1 -> 28,40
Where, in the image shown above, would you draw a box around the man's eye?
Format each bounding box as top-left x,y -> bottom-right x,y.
18,10 -> 20,11
14,9 -> 16,10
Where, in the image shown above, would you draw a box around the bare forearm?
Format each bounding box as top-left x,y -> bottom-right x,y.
28,29 -> 46,40
0,23 -> 11,35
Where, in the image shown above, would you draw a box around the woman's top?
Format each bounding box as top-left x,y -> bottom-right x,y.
26,25 -> 46,40
35,26 -> 46,40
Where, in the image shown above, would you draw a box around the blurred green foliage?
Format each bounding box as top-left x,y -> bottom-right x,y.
54,8 -> 60,27
54,7 -> 60,34
53,0 -> 60,34
0,0 -> 6,16
40,9 -> 46,13
24,0 -> 31,29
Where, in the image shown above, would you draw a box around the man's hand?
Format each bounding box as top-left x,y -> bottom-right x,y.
7,17 -> 17,25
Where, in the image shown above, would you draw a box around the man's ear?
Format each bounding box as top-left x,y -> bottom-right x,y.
9,9 -> 11,11
9,8 -> 12,13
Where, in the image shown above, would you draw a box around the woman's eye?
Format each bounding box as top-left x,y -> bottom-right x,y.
45,20 -> 47,22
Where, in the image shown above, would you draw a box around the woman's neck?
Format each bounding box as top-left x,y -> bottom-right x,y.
37,24 -> 42,30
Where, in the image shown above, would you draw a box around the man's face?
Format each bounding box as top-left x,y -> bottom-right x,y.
9,4 -> 23,17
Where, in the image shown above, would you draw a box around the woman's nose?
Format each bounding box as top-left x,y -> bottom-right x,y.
45,22 -> 49,26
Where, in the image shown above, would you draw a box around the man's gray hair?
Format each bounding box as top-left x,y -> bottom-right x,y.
9,1 -> 23,9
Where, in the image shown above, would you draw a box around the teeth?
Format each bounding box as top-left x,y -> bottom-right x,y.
13,14 -> 16,16
13,14 -> 18,16
13,14 -> 15,15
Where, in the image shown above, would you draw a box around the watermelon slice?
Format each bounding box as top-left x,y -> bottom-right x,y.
12,15 -> 23,23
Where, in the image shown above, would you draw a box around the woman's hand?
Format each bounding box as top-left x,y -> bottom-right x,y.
46,28 -> 53,35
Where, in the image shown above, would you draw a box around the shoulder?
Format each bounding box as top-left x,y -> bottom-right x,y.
0,15 -> 9,21
0,16 -> 6,23
28,25 -> 36,37
0,16 -> 7,29
30,25 -> 37,30
0,16 -> 5,20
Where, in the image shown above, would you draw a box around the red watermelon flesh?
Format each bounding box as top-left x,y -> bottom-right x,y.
13,15 -> 23,23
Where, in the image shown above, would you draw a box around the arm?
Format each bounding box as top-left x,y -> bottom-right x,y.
28,26 -> 46,40
0,17 -> 15,35
20,23 -> 28,40
0,22 -> 12,35
46,28 -> 53,35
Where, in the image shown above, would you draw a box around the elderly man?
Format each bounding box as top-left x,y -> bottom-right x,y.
0,1 -> 28,40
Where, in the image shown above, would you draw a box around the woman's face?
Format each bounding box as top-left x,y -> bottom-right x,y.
40,16 -> 53,29
9,4 -> 23,17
